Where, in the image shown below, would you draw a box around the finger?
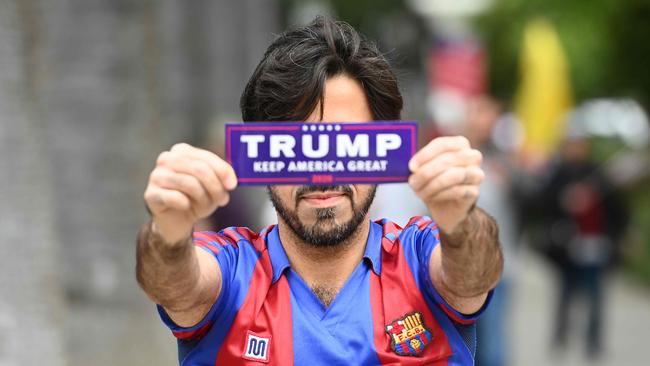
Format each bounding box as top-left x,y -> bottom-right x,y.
409,149 -> 482,190
426,184 -> 480,203
170,143 -> 238,190
409,136 -> 470,172
157,151 -> 231,207
156,155 -> 225,205
408,149 -> 483,191
144,186 -> 191,213
413,166 -> 484,199
151,167 -> 210,206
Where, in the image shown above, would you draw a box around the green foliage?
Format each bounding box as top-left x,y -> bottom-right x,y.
607,0 -> 650,109
477,0 -> 650,284
626,177 -> 650,283
328,0 -> 405,32
474,0 -> 650,108
281,0 -> 406,34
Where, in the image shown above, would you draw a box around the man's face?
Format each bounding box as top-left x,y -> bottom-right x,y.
268,74 -> 377,247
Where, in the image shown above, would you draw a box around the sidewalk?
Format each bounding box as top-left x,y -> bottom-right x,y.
511,248 -> 650,366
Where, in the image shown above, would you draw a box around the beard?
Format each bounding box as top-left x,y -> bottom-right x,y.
267,185 -> 377,248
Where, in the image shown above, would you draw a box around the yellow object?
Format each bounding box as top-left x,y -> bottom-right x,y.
515,18 -> 573,156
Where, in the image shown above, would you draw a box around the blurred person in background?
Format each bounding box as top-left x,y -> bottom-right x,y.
463,96 -> 522,366
536,132 -> 628,360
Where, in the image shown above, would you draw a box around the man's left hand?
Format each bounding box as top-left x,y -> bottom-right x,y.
408,136 -> 484,234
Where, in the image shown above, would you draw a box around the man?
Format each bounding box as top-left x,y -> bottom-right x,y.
537,134 -> 627,359
137,18 -> 502,365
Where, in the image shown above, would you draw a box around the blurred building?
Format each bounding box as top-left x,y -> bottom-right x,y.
0,0 -> 279,365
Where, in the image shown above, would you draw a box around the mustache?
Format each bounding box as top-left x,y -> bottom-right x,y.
295,185 -> 353,199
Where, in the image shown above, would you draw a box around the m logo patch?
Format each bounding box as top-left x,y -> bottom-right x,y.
243,331 -> 271,362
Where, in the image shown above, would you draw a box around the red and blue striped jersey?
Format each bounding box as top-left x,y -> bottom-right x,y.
157,216 -> 493,365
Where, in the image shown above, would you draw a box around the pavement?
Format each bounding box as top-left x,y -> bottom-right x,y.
511,248 -> 650,366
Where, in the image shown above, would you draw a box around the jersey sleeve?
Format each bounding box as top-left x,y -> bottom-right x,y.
405,216 -> 494,325
156,230 -> 241,341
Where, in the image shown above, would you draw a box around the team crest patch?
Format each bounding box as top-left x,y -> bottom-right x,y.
385,311 -> 432,356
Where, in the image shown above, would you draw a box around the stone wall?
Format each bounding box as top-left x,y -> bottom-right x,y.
0,1 -> 279,364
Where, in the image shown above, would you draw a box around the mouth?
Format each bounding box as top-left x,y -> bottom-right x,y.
300,192 -> 347,208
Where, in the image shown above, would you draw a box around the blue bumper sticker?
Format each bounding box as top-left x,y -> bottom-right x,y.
225,121 -> 417,185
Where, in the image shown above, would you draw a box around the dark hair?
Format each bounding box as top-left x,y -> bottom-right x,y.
240,17 -> 403,122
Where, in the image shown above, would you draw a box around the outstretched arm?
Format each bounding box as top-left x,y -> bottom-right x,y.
136,221 -> 221,327
429,207 -> 502,314
409,136 -> 503,314
136,143 -> 237,327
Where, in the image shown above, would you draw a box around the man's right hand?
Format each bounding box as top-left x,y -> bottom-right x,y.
144,143 -> 238,244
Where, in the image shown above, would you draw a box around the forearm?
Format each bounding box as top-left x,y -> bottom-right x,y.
136,220 -> 202,312
436,207 -> 503,300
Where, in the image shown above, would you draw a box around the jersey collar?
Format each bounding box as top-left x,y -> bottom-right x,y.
267,226 -> 291,284
266,219 -> 383,284
363,220 -> 382,275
